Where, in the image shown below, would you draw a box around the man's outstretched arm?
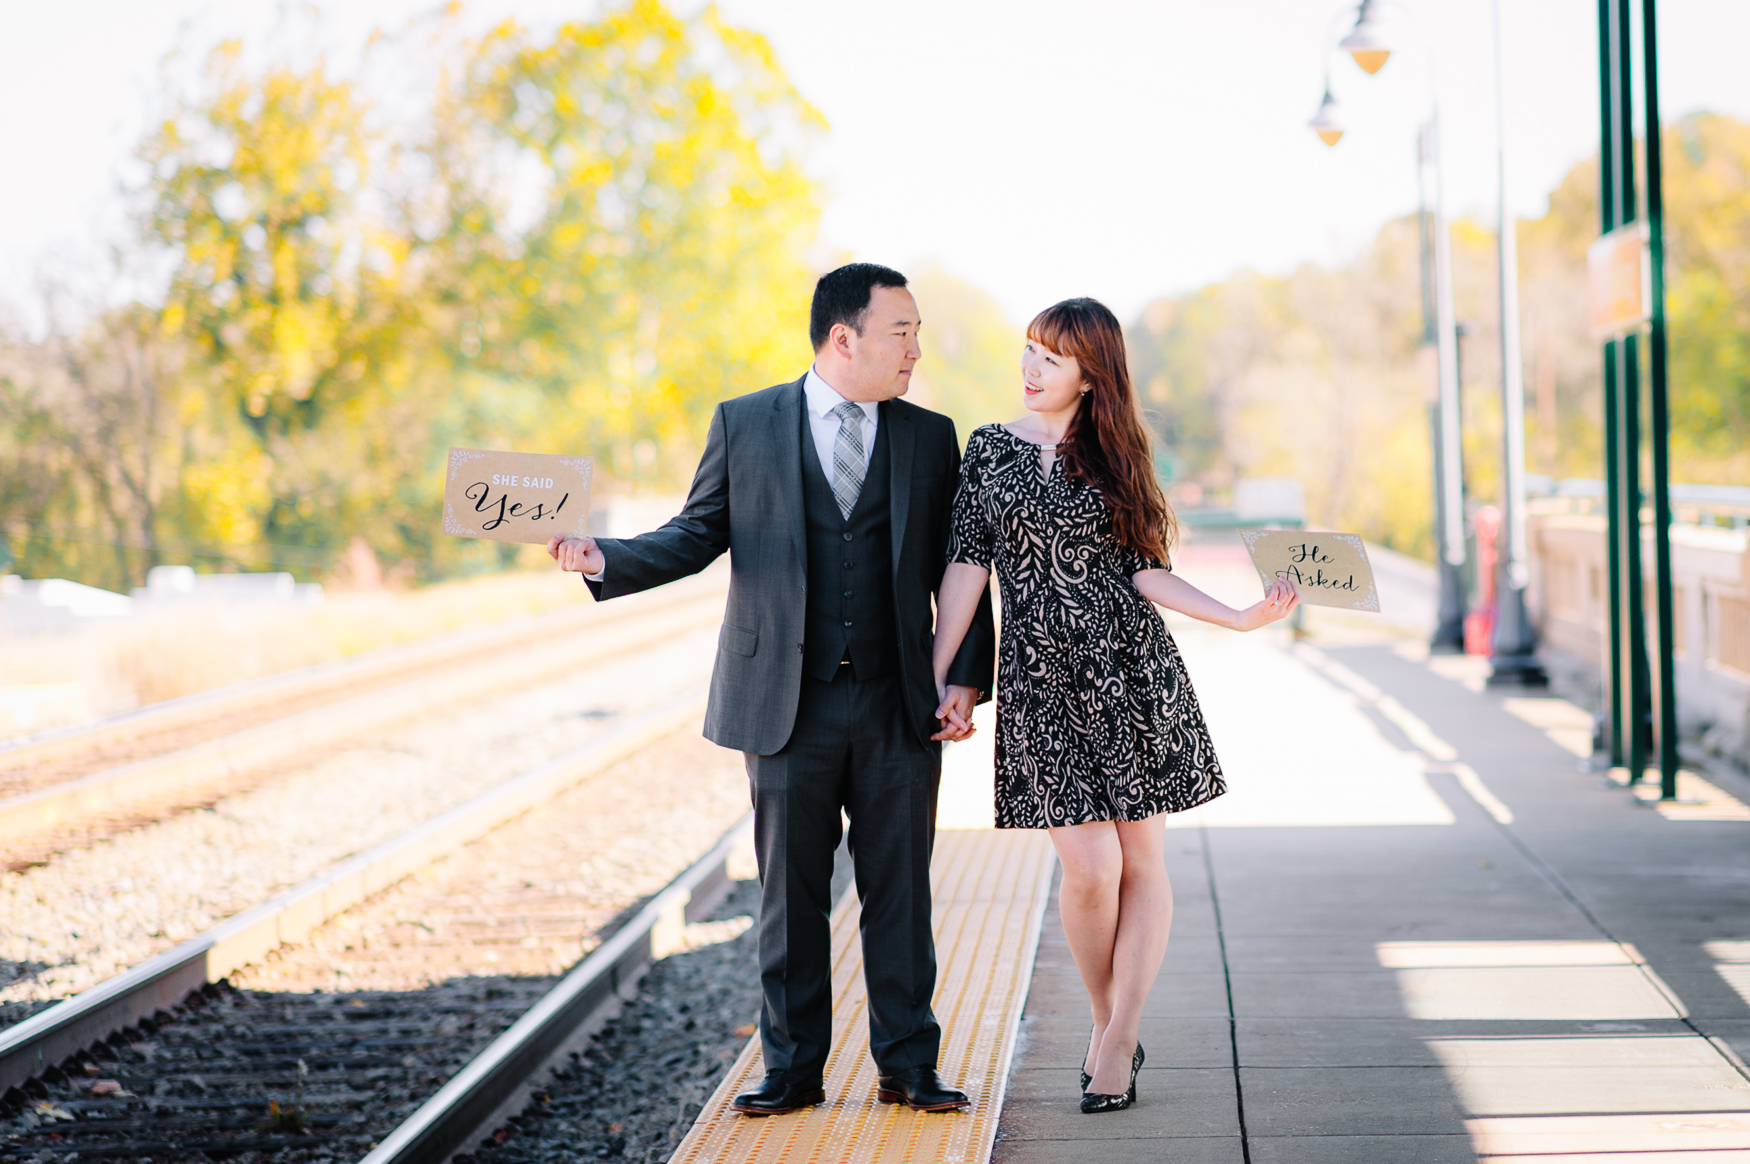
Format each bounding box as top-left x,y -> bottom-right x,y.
549,406 -> 732,600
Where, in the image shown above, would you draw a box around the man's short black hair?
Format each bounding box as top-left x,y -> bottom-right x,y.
809,263 -> 909,351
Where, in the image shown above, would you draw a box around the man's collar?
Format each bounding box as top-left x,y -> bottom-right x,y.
805,365 -> 879,421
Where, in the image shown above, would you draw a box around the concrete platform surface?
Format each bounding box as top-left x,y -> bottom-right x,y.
990,552 -> 1750,1163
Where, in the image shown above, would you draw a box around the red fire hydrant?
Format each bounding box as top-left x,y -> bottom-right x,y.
1465,505 -> 1500,655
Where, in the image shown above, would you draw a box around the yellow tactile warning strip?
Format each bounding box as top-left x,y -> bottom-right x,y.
671,828 -> 1056,1164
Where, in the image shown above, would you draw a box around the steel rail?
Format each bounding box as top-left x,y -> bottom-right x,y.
0,684 -> 710,1096
0,591 -> 724,849
360,811 -> 755,1164
0,570 -> 724,773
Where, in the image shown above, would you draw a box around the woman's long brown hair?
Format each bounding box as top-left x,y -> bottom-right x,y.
1028,298 -> 1178,564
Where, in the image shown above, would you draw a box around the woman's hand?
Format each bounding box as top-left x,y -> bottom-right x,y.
1230,577 -> 1300,631
932,683 -> 979,741
930,562 -> 990,741
1130,568 -> 1299,631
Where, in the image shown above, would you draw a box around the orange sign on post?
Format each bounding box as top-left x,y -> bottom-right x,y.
1588,222 -> 1650,339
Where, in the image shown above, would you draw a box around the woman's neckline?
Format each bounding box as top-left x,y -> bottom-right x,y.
997,423 -> 1064,451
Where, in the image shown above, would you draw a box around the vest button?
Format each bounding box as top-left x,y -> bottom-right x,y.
843,561 -> 852,569
843,590 -> 853,598
843,620 -> 853,628
842,532 -> 853,542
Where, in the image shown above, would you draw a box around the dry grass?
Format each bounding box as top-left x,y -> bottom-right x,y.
0,567 -> 596,734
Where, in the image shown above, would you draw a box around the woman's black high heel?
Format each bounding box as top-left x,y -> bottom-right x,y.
1081,1031 -> 1143,1092
1080,1042 -> 1144,1113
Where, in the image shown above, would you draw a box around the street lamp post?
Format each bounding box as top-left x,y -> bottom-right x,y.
1310,0 -> 1466,652
1485,0 -> 1549,686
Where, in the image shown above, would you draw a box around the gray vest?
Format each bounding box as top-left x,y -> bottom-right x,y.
800,408 -> 897,682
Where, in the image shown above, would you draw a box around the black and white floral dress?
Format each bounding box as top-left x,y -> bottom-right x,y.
947,424 -> 1226,829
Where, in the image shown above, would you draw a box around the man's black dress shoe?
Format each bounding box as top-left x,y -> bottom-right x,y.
875,1066 -> 970,1112
731,1070 -> 826,1116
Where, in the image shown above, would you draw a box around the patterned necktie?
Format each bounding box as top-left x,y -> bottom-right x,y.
830,401 -> 867,520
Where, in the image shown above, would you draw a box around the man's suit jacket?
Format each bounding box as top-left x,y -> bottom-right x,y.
586,375 -> 996,756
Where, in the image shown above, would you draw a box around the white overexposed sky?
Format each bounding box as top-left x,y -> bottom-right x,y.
2,0 -> 1746,325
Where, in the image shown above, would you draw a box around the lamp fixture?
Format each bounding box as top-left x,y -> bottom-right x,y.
1341,0 -> 1393,74
1308,86 -> 1345,146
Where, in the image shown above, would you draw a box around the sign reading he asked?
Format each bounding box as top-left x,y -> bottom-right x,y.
1239,529 -> 1380,612
442,448 -> 593,545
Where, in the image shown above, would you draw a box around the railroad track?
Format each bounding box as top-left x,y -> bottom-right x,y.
0,572 -> 728,865
0,701 -> 759,1160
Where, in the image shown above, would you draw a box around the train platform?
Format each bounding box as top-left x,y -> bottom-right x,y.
672,550 -> 1750,1163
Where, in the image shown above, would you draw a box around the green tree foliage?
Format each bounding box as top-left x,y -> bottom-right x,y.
1518,112 -> 1750,485
905,265 -> 1024,439
1655,113 -> 1749,478
443,3 -> 822,478
1127,111 -> 1750,560
144,39 -> 418,564
0,301 -> 190,590
1,0 -> 821,588
1124,216 -> 1469,559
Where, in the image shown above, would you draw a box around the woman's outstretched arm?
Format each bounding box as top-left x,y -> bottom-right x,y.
933,562 -> 993,702
1130,568 -> 1298,631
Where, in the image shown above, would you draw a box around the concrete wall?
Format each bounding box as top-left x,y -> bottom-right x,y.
1526,505 -> 1750,768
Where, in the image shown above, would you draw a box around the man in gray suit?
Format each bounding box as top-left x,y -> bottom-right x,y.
549,263 -> 994,1115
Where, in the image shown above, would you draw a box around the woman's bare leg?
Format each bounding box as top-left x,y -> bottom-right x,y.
1047,821 -> 1123,1082
1089,815 -> 1174,1094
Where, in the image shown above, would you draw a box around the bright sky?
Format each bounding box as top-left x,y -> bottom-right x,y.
3,0 -> 1746,325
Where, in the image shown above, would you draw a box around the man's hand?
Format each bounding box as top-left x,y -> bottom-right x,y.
932,684 -> 979,742
547,534 -> 605,576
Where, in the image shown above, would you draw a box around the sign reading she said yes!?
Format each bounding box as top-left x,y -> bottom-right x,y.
1238,530 -> 1380,612
442,448 -> 593,545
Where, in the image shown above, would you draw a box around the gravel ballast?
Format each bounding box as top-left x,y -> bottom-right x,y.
1,728 -> 752,1159
0,629 -> 716,1009
458,860 -> 855,1164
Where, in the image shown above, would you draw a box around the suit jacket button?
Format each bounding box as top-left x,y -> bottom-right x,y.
842,532 -> 853,541
843,561 -> 852,568
843,620 -> 853,628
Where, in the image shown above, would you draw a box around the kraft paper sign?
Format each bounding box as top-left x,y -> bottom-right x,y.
442,448 -> 593,545
1238,529 -> 1380,612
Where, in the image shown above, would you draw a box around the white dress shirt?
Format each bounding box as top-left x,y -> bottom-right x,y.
586,368 -> 874,582
803,365 -> 878,490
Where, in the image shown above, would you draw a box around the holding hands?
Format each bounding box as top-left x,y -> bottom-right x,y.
549,528 -> 985,742
932,683 -> 980,743
547,534 -> 605,576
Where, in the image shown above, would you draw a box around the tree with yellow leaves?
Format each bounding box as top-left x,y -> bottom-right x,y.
53,0 -> 830,584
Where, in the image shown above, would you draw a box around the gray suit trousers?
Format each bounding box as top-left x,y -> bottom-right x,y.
746,667 -> 942,1078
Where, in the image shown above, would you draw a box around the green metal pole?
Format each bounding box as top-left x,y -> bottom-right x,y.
1597,0 -> 1625,769
1621,333 -> 1648,783
1602,350 -> 1623,766
1642,0 -> 1680,799
1598,0 -> 1650,783
1615,0 -> 1651,784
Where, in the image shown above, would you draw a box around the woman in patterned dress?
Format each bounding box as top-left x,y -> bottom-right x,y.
930,298 -> 1297,1113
